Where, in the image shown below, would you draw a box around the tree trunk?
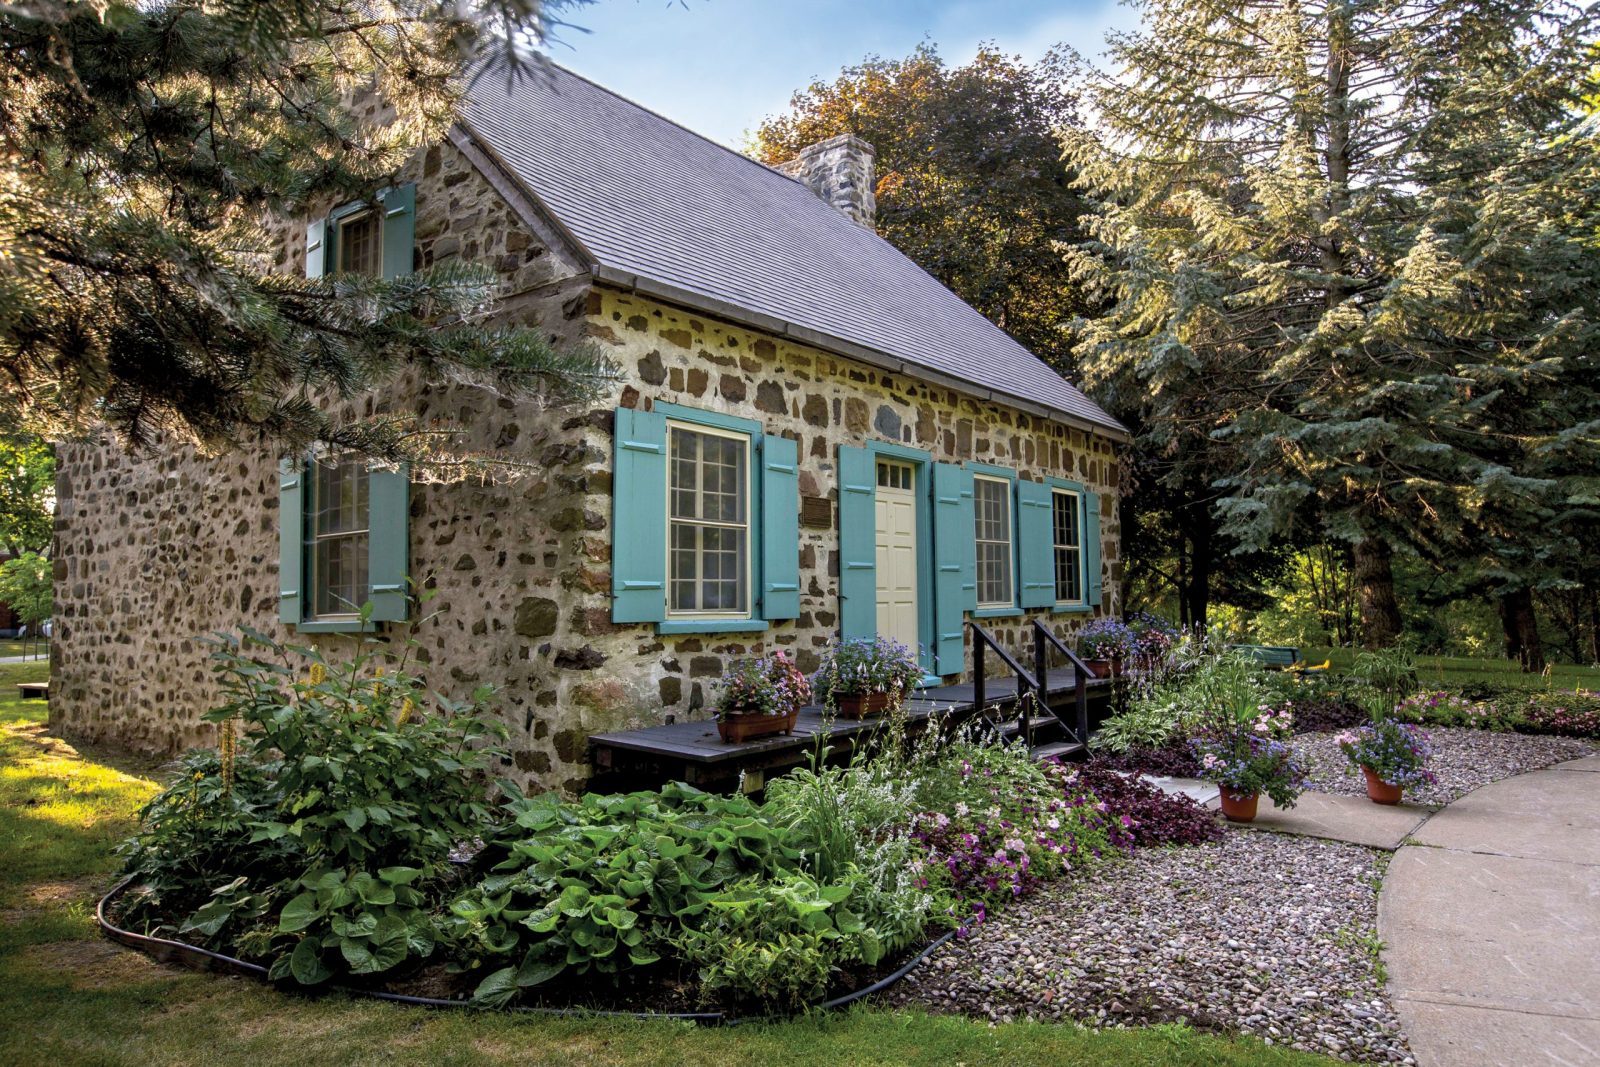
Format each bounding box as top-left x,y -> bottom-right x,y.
1176,498 -> 1213,631
1587,584 -> 1600,666
1353,538 -> 1402,649
1497,588 -> 1545,673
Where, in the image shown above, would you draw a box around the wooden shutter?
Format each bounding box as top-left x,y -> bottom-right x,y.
367,465 -> 410,622
1017,479 -> 1054,609
305,219 -> 327,279
278,459 -> 305,624
1084,490 -> 1103,611
836,445 -> 876,641
759,434 -> 801,620
379,184 -> 416,280
931,462 -> 974,675
611,407 -> 669,623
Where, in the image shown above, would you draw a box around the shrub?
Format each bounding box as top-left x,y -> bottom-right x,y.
1068,764 -> 1224,846
119,631 -> 505,987
1336,719 -> 1437,788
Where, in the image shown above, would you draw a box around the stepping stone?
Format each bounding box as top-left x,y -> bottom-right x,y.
1207,789 -> 1434,850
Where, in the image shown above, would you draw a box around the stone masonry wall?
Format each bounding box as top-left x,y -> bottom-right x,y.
52,136 -> 1121,794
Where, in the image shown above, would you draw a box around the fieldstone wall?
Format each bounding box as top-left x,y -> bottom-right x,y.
52,134 -> 1121,794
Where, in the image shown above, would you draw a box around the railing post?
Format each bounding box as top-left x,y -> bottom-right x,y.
972,626 -> 986,725
1075,662 -> 1089,746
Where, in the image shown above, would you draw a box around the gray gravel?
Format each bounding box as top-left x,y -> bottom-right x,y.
1297,727 -> 1596,807
890,832 -> 1414,1063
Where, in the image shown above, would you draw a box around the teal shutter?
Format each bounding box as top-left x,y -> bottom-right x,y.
759,434 -> 801,620
278,459 -> 305,624
367,465 -> 410,622
1017,479 -> 1054,609
1084,490 -> 1103,611
305,219 -> 326,279
612,407 -> 669,623
931,462 -> 974,675
379,184 -> 416,280
837,445 -> 876,641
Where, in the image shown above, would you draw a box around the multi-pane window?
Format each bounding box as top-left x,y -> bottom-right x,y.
337,211 -> 382,277
1052,489 -> 1082,604
310,456 -> 370,618
973,475 -> 1013,607
668,424 -> 749,616
876,461 -> 912,490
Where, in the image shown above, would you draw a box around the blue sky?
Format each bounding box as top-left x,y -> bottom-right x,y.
548,1 -> 1139,147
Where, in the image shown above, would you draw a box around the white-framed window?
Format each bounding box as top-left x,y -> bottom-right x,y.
336,210 -> 382,277
309,454 -> 370,619
973,474 -> 1013,607
1052,488 -> 1083,604
667,421 -> 751,618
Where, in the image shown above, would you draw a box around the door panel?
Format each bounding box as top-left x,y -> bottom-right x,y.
874,461 -> 918,651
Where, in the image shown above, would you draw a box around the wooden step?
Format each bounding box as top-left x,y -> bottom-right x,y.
1031,740 -> 1086,762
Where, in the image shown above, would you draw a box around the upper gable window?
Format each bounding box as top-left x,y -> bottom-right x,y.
337,211 -> 382,278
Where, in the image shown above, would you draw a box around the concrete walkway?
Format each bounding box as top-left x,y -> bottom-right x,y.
1379,754 -> 1600,1067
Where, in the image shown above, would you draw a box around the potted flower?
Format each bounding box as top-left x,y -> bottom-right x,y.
1189,704 -> 1308,822
813,636 -> 923,719
1077,617 -> 1135,678
1336,718 -> 1435,804
714,651 -> 812,743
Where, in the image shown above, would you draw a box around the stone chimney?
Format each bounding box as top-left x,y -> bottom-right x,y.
774,134 -> 877,229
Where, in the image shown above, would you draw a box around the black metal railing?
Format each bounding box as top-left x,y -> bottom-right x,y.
1032,620 -> 1093,747
968,621 -> 1041,747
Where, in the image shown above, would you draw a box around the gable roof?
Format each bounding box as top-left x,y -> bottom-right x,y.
460,63 -> 1126,439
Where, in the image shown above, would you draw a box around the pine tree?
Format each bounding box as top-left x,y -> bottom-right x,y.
0,0 -> 616,463
1068,0 -> 1600,650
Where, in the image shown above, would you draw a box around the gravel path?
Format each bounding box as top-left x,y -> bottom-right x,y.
890,832 -> 1413,1063
1297,727 -> 1596,807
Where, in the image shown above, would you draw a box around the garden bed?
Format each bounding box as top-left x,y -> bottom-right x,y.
1298,727 -> 1596,806
889,831 -> 1415,1064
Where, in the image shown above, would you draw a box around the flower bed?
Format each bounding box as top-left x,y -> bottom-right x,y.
112,632 -> 1226,1015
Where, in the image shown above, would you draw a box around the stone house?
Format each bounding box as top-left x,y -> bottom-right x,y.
51,64 -> 1129,792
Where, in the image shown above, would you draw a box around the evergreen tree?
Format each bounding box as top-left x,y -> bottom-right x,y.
1068,0 -> 1600,651
0,0 -> 616,463
754,43 -> 1095,373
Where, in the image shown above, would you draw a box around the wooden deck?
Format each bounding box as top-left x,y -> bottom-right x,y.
588,667 -> 1113,792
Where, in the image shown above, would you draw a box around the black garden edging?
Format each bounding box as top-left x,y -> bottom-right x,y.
97,878 -> 956,1025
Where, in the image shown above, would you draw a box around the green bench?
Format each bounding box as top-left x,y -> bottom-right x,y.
1229,644 -> 1301,669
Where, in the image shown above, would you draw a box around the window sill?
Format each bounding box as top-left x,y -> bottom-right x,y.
1052,603 -> 1093,614
657,619 -> 770,635
294,619 -> 377,634
972,606 -> 1023,619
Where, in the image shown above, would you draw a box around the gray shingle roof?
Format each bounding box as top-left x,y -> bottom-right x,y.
461,63 -> 1126,438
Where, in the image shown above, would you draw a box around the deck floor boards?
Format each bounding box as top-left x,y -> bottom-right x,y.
588,667 -> 1109,774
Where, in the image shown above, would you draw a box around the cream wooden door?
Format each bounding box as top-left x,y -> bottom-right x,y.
874,460 -> 919,651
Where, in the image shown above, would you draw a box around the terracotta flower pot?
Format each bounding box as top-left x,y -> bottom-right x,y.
716,707 -> 798,743
1217,787 -> 1260,822
835,690 -> 898,719
1361,765 -> 1403,805
1083,658 -> 1120,679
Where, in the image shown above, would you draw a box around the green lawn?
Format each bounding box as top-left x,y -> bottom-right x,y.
0,637 -> 48,660
1300,647 -> 1600,691
0,684 -> 1334,1067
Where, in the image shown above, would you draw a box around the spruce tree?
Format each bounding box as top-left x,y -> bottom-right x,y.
1068,0 -> 1600,650
0,0 -> 616,463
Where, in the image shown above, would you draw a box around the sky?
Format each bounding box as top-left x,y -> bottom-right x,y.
548,1 -> 1140,148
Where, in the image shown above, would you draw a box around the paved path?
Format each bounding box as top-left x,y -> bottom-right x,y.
1380,754 -> 1600,1067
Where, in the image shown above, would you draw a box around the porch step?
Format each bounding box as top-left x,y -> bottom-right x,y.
1031,741 -> 1085,762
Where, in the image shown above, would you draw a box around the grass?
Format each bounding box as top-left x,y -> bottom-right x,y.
0,637 -> 48,660
0,690 -> 1336,1067
1300,647 -> 1600,691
